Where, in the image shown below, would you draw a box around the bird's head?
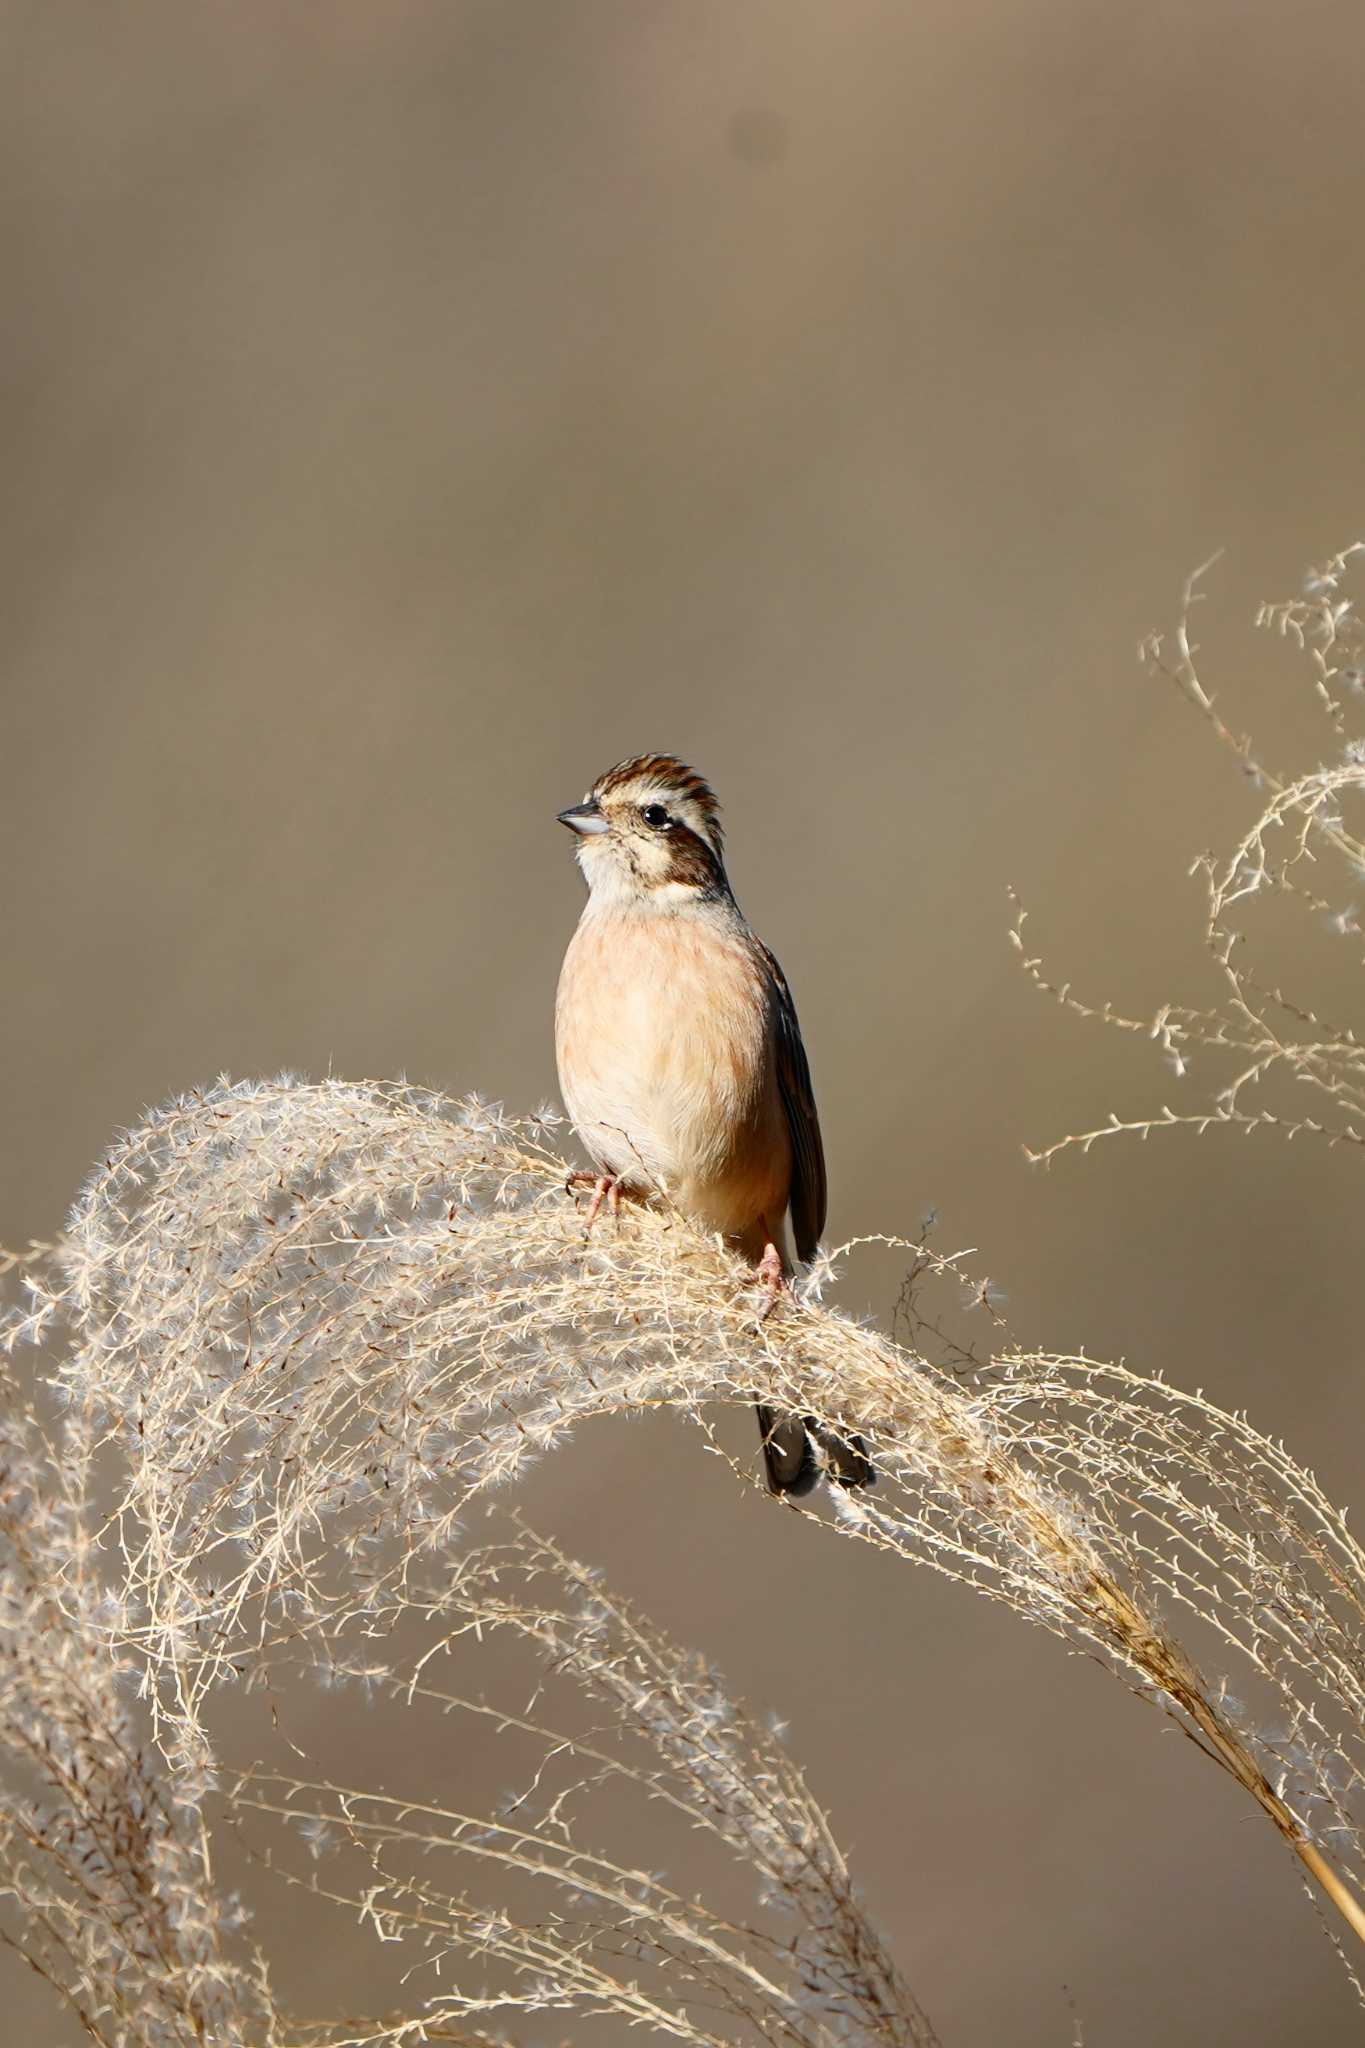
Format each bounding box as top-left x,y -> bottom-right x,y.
558,754 -> 729,908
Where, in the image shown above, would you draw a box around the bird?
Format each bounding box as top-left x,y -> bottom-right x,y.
554,752 -> 871,1496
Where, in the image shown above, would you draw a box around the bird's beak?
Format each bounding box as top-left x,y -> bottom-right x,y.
557,799 -> 608,836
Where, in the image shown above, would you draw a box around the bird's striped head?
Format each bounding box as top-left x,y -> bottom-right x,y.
557,755 -> 729,907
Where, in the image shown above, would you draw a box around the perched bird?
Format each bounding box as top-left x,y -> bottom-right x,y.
554,753 -> 871,1496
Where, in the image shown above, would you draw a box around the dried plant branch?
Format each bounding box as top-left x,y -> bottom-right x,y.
1016,545 -> 1365,1164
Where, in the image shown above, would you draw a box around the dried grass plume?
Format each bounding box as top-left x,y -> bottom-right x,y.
3,546 -> 1365,2037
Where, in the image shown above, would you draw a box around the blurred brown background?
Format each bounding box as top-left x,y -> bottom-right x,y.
4,2 -> 1365,2040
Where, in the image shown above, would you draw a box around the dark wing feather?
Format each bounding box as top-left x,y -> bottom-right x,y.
758,941 -> 827,1264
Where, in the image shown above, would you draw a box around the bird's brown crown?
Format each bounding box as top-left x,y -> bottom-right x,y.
590,755 -> 724,856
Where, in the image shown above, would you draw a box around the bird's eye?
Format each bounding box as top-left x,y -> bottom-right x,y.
640,803 -> 671,829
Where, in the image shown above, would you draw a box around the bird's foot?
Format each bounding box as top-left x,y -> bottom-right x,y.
566,1171 -> 623,1236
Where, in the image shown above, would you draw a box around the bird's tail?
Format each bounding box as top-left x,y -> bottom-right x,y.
755,1404 -> 874,1496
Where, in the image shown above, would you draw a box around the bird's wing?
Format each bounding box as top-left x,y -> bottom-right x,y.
757,940 -> 827,1264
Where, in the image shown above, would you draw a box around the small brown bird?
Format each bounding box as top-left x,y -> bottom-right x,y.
554,753 -> 870,1495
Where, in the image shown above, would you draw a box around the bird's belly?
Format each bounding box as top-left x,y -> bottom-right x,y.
556,923 -> 790,1238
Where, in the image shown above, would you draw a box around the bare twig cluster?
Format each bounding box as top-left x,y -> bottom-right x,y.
1015,543 -> 1365,1162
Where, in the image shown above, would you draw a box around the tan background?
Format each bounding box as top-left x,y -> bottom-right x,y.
4,2 -> 1365,2040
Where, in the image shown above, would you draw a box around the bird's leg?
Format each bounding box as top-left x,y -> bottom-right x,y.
566,1170 -> 623,1236
756,1232 -> 786,1320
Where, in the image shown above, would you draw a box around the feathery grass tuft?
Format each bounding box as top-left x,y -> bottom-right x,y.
5,1069 -> 1365,1975
232,1519 -> 939,2046
0,1406 -> 276,2044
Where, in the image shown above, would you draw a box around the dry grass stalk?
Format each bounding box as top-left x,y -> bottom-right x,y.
0,1345 -> 932,2046
5,1066 -> 1365,1976
232,1520 -> 938,2046
1,1093 -> 940,2043
0,1404 -> 276,2045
